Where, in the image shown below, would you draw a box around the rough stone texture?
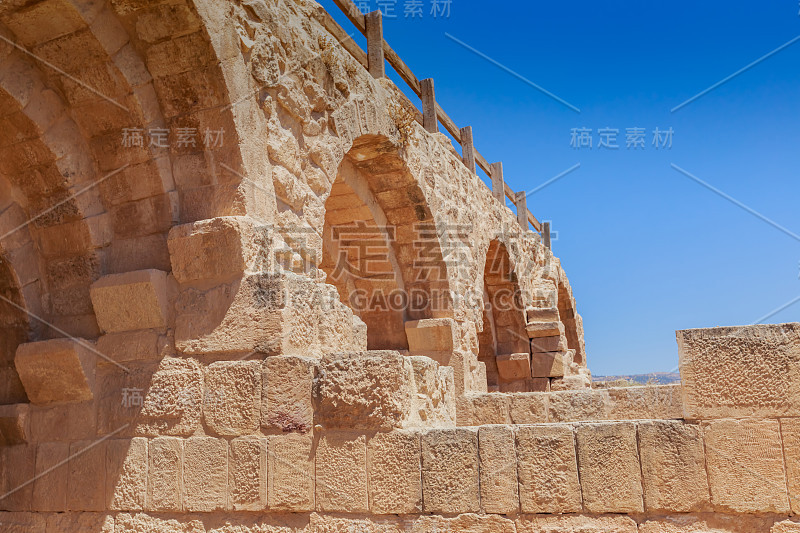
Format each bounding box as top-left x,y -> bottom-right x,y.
405,318 -> 458,353
136,357 -> 203,436
315,431 -> 368,513
96,330 -> 162,365
262,355 -> 315,433
516,514 -> 638,533
549,389 -> 610,422
267,433 -> 314,511
67,439 -> 106,511
456,393 -> 511,426
203,361 -> 261,436
408,356 -> 456,427
639,515 -> 780,532
32,442 -> 68,512
781,417 -> 800,513
89,269 -> 169,333
315,351 -> 414,430
638,420 -> 710,512
774,521 -> 800,533
608,384 -> 683,420
678,323 -> 800,419
516,424 -> 581,513
478,425 -> 519,514
509,393 -> 548,424
229,436 -> 267,511
576,422 -> 644,513
367,430 -> 422,514
14,339 -> 95,405
183,437 -> 228,512
0,404 -> 29,445
703,418 -> 790,513
421,428 -> 480,513
106,438 -> 147,511
496,353 -> 531,381
147,437 -> 183,512
531,351 -> 566,378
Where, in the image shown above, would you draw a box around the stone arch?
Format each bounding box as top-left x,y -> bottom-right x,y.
477,238 -> 530,391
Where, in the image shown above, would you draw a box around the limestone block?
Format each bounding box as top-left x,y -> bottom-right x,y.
638,420 -> 709,512
531,350 -> 567,378
115,512 -> 205,532
229,436 -> 267,511
315,431 -> 368,513
67,440 -> 106,511
607,384 -> 683,420
147,437 -> 183,512
781,418 -> 800,513
136,357 -> 203,436
183,436 -> 228,512
315,351 -> 414,430
167,216 -> 266,284
415,514 -> 516,532
509,393 -> 548,424
456,393 -> 511,426
203,360 -> 260,436
549,389 -> 610,422
106,438 -> 147,511
640,515 -> 779,533
703,418 -> 790,513
774,521 -> 800,533
576,422 -> 644,513
0,444 -> 35,511
496,353 -> 530,381
262,355 -> 315,433
32,441 -> 68,512
404,318 -> 457,353
367,430 -> 422,514
530,335 -> 567,353
0,404 -> 29,445
89,269 -> 169,332
421,428 -> 480,513
677,323 -> 800,419
516,424 -> 581,513
526,306 -> 560,322
0,512 -> 47,531
526,320 -> 564,338
408,355 -> 455,427
479,425 -> 519,514
267,433 -> 314,511
15,338 -> 95,405
44,512 -> 115,532
29,401 -> 98,442
96,330 -> 162,365
516,515 -> 638,533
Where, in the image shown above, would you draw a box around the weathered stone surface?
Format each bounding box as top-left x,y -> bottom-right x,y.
15,338 -> 95,405
421,428 -> 480,513
229,436 -> 267,511
89,269 -> 169,332
516,514 -> 638,533
136,357 -> 203,436
774,521 -> 800,533
640,515 -> 779,532
0,404 -> 28,445
367,430 -> 422,514
479,425 -> 518,514
496,352 -> 530,380
531,351 -> 566,378
408,355 -> 456,427
405,318 -> 458,353
678,323 -> 800,419
456,393 -> 511,426
267,433 -> 314,511
67,439 -> 106,511
509,392 -> 548,424
576,422 -> 643,513
203,360 -> 261,436
183,437 -> 228,512
781,418 -> 800,513
703,418 -> 790,513
516,424 -> 581,513
607,384 -> 683,420
115,512 -> 205,532
96,330 -> 162,365
107,438 -> 147,511
549,389 -> 609,422
315,431 -> 368,513
262,355 -> 315,433
315,351 -> 413,430
147,437 -> 183,512
32,442 -> 68,512
638,420 -> 709,513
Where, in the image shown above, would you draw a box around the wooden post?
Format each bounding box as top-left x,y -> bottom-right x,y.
460,126 -> 476,174
514,191 -> 528,230
490,162 -> 504,202
420,78 -> 438,133
543,221 -> 551,249
366,11 -> 385,78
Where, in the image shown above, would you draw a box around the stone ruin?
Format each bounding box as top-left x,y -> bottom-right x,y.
0,0 -> 798,531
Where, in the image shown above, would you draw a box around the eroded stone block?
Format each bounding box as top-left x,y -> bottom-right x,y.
781,418 -> 800,513
516,514 -> 638,533
15,338 -> 95,405
107,438 -> 147,511
405,318 -> 457,353
367,430 -> 421,514
0,404 -> 29,445
89,269 -> 169,332
509,393 -> 548,424
479,425 -> 518,514
516,424 -> 581,513
32,441 -> 68,512
136,357 -> 203,436
267,433 -> 314,511
204,360 -> 260,436
496,352 -> 530,381
262,355 -> 315,433
549,389 -> 610,422
67,439 -> 106,511
183,436 -> 228,512
531,351 -> 566,378
147,437 -> 183,512
229,436 -> 266,511
421,428 -> 479,513
576,422 -> 643,513
315,431 -> 368,513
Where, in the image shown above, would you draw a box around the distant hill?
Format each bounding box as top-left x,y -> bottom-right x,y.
591,372 -> 681,386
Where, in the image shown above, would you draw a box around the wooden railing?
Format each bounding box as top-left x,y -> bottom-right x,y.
317,0 -> 552,247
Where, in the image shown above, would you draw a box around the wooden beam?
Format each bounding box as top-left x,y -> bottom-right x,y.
527,211 -> 542,233
542,221 -> 551,249
365,11 -> 384,78
331,0 -> 366,32
420,78 -> 438,133
490,162 -> 504,202
474,150 -> 491,177
460,126 -> 476,174
514,191 -> 528,230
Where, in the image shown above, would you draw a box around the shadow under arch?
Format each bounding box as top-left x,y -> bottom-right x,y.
0,252 -> 30,404
320,134 -> 453,350
477,239 -> 531,391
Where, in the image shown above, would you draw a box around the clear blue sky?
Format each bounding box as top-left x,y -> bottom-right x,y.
317,0 -> 800,375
